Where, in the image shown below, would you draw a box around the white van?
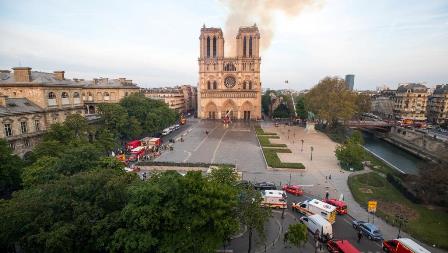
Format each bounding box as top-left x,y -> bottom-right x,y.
299,214 -> 333,241
298,199 -> 337,224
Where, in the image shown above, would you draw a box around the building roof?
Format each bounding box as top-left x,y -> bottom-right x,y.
0,97 -> 44,117
0,69 -> 139,89
433,84 -> 448,94
396,83 -> 428,93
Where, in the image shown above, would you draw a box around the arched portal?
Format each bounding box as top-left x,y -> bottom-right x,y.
205,101 -> 218,119
221,99 -> 238,120
241,101 -> 254,120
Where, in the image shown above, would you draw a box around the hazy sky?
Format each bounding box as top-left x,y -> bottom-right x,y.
0,0 -> 447,90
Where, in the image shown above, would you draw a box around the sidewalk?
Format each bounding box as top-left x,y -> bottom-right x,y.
261,123 -> 446,253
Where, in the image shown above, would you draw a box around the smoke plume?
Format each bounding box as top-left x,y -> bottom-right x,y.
220,0 -> 319,56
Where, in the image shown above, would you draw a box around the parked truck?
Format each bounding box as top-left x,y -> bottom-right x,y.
382,238 -> 431,253
292,199 -> 337,224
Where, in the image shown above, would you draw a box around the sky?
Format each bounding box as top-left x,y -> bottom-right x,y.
0,0 -> 447,90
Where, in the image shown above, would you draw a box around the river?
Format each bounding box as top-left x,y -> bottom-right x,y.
362,132 -> 425,175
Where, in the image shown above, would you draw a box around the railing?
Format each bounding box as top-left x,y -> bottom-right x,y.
61,98 -> 70,105
48,98 -> 57,106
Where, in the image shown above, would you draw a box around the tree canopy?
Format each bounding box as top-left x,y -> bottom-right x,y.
296,96 -> 308,120
272,103 -> 292,119
285,223 -> 308,249
0,139 -> 24,198
335,131 -> 366,170
305,77 -> 358,124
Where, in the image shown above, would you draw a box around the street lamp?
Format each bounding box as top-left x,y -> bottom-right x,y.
394,214 -> 408,239
301,139 -> 304,152
310,146 -> 314,161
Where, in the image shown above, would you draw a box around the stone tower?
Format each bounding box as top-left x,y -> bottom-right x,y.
198,24 -> 261,120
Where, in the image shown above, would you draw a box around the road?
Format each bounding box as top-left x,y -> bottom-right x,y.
153,119 -> 425,253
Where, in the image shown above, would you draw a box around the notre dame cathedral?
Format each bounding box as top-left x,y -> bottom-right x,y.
197,24 -> 261,120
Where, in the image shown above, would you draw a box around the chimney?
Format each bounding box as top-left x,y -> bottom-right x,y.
0,96 -> 7,107
12,67 -> 32,82
53,71 -> 65,80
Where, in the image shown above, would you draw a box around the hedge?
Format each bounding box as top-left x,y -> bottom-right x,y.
258,135 -> 287,147
255,126 -> 277,136
262,148 -> 305,169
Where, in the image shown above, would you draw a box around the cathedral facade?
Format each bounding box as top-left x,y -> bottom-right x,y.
197,25 -> 261,120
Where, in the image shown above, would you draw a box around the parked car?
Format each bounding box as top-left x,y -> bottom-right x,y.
282,184 -> 304,196
161,128 -> 171,136
352,220 -> 383,240
327,240 -> 360,253
254,182 -> 276,191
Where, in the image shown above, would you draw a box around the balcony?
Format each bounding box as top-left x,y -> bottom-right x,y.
74,98 -> 81,104
48,98 -> 57,107
61,97 -> 70,105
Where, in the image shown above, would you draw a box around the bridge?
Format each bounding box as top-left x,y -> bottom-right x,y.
344,120 -> 395,130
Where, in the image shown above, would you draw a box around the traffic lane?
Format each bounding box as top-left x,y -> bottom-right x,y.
285,193 -> 383,253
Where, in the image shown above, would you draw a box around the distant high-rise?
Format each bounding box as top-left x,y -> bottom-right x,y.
345,74 -> 355,91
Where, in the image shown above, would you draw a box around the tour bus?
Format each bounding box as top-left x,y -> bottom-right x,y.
295,199 -> 337,224
261,190 -> 287,209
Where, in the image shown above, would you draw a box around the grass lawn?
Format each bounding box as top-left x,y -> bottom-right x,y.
258,135 -> 287,147
262,148 -> 305,169
255,126 -> 277,136
348,172 -> 448,249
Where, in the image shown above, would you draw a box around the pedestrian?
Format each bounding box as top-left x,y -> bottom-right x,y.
329,174 -> 332,180
357,229 -> 363,242
325,191 -> 329,200
283,231 -> 289,248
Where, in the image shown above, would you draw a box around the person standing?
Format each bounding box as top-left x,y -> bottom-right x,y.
283,231 -> 289,248
357,229 -> 363,242
325,191 -> 329,200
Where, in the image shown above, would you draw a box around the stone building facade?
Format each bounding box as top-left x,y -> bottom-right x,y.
0,67 -> 140,156
393,83 -> 429,121
198,25 -> 261,120
427,84 -> 448,124
142,85 -> 197,114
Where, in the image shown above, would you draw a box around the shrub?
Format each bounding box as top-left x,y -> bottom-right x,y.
386,173 -> 422,204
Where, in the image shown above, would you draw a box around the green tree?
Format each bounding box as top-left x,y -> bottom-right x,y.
262,90 -> 272,115
0,139 -> 24,198
208,166 -> 239,186
237,186 -> 271,253
54,142 -> 103,176
0,169 -> 136,252
273,103 -> 292,118
335,133 -> 366,170
21,156 -> 60,188
296,96 -> 308,120
305,77 -> 358,126
285,223 -> 308,250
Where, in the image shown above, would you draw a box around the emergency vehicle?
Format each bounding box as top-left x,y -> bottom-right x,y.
261,190 -> 287,209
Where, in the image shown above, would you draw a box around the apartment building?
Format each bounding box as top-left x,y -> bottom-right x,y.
393,83 -> 429,121
428,84 -> 448,124
142,85 -> 197,114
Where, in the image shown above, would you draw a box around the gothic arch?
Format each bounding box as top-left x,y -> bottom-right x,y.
241,101 -> 254,111
205,101 -> 218,119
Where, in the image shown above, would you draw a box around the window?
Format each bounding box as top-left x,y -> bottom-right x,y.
249,36 -> 253,57
243,36 -> 246,57
21,121 -> 27,134
8,142 -> 15,150
213,81 -> 217,90
4,123 -> 12,137
24,139 -> 30,147
48,92 -> 56,99
73,92 -> 80,98
104,92 -> 110,101
213,36 -> 217,57
207,81 -> 211,90
34,120 -> 40,131
249,81 -> 252,90
61,92 -> 69,98
243,82 -> 247,90
206,36 -> 210,58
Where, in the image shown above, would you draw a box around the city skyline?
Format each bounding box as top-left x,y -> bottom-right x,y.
0,0 -> 447,90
